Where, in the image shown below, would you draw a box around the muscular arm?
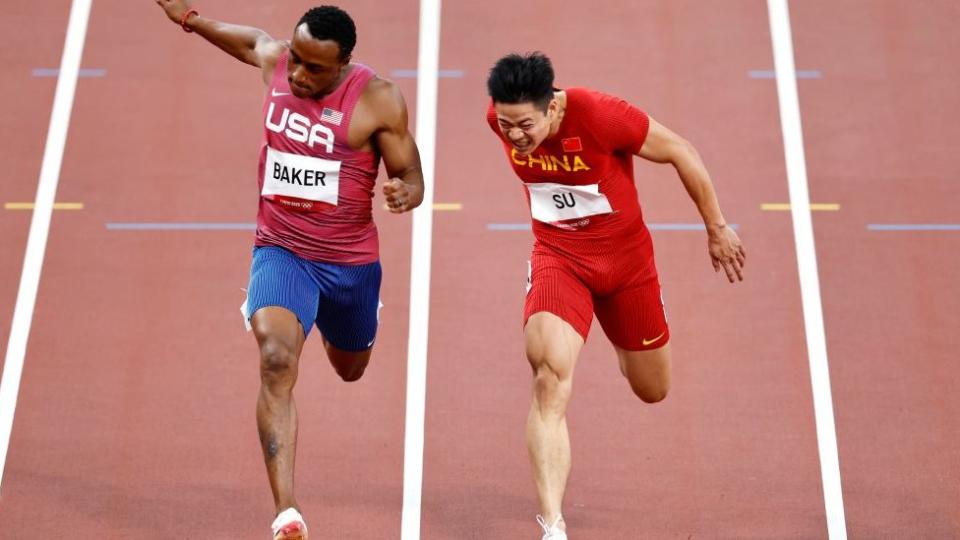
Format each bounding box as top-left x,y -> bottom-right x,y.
638,118 -> 746,281
367,79 -> 425,213
155,0 -> 285,84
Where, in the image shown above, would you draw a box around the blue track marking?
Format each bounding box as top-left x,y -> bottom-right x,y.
391,69 -> 464,79
106,222 -> 256,231
749,69 -> 822,79
867,224 -> 960,231
487,223 -> 740,231
32,68 -> 106,77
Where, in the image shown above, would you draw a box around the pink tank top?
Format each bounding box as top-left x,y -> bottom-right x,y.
255,52 -> 380,263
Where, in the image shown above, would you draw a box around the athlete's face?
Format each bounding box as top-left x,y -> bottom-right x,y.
288,24 -> 350,99
494,99 -> 559,155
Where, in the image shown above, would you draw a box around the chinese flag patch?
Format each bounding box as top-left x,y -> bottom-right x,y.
561,137 -> 583,153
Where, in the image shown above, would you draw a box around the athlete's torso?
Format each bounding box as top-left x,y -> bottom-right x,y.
487,88 -> 653,263
256,51 -> 381,264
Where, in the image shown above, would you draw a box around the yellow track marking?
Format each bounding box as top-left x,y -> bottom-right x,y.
5,202 -> 84,210
762,203 -> 840,211
381,202 -> 463,211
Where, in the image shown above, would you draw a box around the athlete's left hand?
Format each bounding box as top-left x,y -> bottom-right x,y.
708,226 -> 746,282
383,178 -> 415,214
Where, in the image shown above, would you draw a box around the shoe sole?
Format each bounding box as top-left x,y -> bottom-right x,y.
273,523 -> 307,540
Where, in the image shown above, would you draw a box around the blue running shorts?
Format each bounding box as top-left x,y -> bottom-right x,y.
245,246 -> 383,351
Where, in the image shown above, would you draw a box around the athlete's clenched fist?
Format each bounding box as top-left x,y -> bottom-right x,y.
383,178 -> 416,214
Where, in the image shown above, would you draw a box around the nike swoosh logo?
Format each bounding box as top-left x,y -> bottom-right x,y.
642,332 -> 665,347
271,89 -> 291,97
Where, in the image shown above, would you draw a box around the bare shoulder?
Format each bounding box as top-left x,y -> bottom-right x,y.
360,76 -> 408,125
262,39 -> 289,58
258,39 -> 289,70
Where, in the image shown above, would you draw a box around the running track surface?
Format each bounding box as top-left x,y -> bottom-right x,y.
0,1 -> 957,538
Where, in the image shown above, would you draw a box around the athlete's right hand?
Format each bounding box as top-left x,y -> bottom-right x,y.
155,0 -> 193,25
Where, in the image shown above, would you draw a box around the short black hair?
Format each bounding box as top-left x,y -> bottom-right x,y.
297,6 -> 357,60
487,52 -> 555,111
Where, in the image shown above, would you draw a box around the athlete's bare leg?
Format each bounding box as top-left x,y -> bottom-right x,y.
253,307 -> 307,514
614,342 -> 671,403
322,337 -> 372,382
525,311 -> 584,530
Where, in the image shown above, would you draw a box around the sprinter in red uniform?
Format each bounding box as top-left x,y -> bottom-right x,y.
486,52 -> 745,539
155,2 -> 424,538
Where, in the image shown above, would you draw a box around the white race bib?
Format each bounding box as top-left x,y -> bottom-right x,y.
262,146 -> 341,206
526,182 -> 612,223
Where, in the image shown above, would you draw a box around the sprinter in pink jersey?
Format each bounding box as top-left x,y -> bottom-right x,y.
156,2 -> 424,538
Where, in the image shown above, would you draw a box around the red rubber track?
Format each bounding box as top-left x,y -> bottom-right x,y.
422,1 -> 827,538
792,1 -> 960,537
0,1 -> 419,537
0,2 -> 71,381
3,1 -> 958,538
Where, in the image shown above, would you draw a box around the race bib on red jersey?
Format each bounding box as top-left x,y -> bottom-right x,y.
526,182 -> 613,223
262,146 -> 341,209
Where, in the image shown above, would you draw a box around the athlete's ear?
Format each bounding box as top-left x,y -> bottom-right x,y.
547,98 -> 559,118
339,54 -> 352,67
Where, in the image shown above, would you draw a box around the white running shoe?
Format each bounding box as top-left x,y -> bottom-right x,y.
271,507 -> 308,540
537,514 -> 568,540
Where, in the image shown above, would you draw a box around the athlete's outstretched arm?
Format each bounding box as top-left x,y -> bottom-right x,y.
638,118 -> 746,282
155,0 -> 284,82
368,79 -> 425,214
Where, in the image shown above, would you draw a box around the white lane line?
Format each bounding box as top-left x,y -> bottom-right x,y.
0,0 -> 94,493
401,0 -> 441,538
766,1 -> 848,538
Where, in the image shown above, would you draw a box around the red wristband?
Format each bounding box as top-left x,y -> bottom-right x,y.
180,8 -> 198,33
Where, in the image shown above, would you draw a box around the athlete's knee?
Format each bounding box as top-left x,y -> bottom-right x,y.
325,341 -> 371,383
334,360 -> 367,382
630,381 -> 669,404
618,345 -> 671,404
525,338 -> 559,375
259,339 -> 299,389
531,363 -> 571,411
